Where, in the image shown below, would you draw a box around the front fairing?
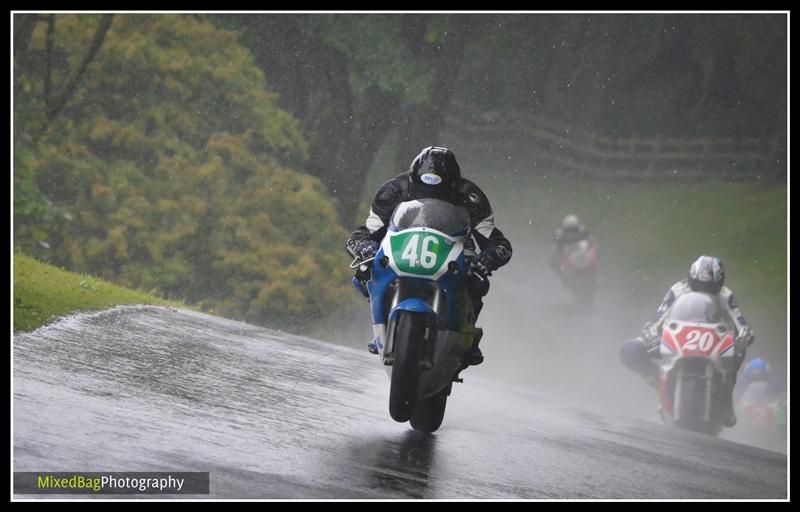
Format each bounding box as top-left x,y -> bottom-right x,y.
367,230 -> 468,332
659,292 -> 736,369
365,200 -> 475,397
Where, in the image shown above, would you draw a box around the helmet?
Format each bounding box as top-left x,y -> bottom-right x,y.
408,146 -> 461,200
562,214 -> 582,232
688,255 -> 725,294
744,358 -> 769,378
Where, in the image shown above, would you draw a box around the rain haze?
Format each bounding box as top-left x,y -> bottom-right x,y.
13,12 -> 788,499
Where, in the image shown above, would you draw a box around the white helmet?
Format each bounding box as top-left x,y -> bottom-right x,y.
688,255 -> 725,294
562,214 -> 582,231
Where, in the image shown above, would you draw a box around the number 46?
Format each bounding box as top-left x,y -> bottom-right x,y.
401,234 -> 439,269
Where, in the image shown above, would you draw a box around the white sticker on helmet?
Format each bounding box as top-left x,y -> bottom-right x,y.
420,173 -> 443,185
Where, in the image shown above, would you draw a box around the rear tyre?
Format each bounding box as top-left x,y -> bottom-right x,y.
388,311 -> 425,422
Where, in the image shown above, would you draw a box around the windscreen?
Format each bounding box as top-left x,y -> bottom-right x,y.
667,291 -> 727,323
389,198 -> 470,237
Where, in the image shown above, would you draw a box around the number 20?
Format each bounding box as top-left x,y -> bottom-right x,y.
684,330 -> 715,351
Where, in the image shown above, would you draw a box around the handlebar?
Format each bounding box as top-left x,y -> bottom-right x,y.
466,267 -> 487,282
349,256 -> 375,270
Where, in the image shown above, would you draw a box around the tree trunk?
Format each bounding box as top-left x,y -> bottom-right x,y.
249,15 -> 401,226
46,14 -> 114,121
13,13 -> 40,60
304,43 -> 400,226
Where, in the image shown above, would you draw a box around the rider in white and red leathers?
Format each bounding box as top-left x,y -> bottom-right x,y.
620,255 -> 755,426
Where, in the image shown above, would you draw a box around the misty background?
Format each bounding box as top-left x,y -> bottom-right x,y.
13,13 -> 787,450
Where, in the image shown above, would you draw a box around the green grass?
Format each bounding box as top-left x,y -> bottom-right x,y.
13,253 -> 190,332
517,179 -> 787,299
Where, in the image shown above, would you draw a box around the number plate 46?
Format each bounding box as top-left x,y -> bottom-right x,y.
386,229 -> 458,278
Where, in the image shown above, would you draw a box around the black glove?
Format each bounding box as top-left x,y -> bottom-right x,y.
356,240 -> 380,262
474,247 -> 505,274
349,239 -> 379,286
347,238 -> 380,263
469,257 -> 492,281
467,255 -> 492,297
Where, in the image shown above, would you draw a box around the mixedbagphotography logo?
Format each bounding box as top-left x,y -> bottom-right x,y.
14,472 -> 210,495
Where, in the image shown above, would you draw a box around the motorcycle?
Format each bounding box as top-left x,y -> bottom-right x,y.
656,291 -> 738,436
350,198 -> 482,434
736,380 -> 787,435
554,239 -> 598,306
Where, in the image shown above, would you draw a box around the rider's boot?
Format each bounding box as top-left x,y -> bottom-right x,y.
367,336 -> 380,355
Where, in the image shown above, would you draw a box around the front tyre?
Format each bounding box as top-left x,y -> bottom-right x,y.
675,371 -> 723,437
388,311 -> 426,422
410,386 -> 449,434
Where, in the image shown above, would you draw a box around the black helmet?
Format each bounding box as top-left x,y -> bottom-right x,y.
408,146 -> 461,199
688,255 -> 725,294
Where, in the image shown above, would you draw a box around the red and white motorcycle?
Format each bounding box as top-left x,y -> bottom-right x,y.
657,291 -> 737,436
555,239 -> 598,306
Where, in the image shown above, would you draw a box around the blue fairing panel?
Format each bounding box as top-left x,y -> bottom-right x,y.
389,299 -> 437,321
367,247 -> 469,331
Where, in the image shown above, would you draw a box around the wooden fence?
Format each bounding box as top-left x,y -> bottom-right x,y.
443,107 -> 785,182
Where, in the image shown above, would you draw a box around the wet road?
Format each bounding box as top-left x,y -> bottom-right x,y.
13,306 -> 787,499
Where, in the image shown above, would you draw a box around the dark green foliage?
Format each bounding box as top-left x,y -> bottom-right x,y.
13,13 -> 786,334
455,14 -> 786,140
14,14 -> 352,329
212,14 -> 474,225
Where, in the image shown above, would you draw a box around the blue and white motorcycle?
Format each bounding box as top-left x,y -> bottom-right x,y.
350,198 -> 483,433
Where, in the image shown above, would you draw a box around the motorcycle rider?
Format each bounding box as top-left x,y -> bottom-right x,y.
549,214 -> 597,276
554,214 -> 592,246
734,357 -> 782,403
619,255 -> 755,427
346,146 -> 513,366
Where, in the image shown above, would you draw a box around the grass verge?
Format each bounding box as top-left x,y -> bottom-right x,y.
13,253 -> 190,332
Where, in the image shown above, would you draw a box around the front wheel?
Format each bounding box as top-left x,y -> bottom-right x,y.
410,386 -> 450,434
675,373 -> 723,436
388,311 -> 428,422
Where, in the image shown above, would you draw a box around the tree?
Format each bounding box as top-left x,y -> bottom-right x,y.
215,14 -> 451,225
14,14 -> 353,329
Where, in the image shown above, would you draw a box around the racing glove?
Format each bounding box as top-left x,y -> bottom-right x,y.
641,322 -> 661,349
356,240 -> 380,262
467,253 -> 494,297
734,326 -> 755,353
346,238 -> 380,263
469,256 -> 492,280
471,245 -> 508,276
349,239 -> 380,287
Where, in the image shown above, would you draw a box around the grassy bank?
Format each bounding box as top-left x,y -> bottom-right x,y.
13,253 -> 189,332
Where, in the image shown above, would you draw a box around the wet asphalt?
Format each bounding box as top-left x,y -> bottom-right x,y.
13,306 -> 787,499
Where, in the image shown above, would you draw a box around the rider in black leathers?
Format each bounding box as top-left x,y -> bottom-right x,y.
346,146 -> 512,365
